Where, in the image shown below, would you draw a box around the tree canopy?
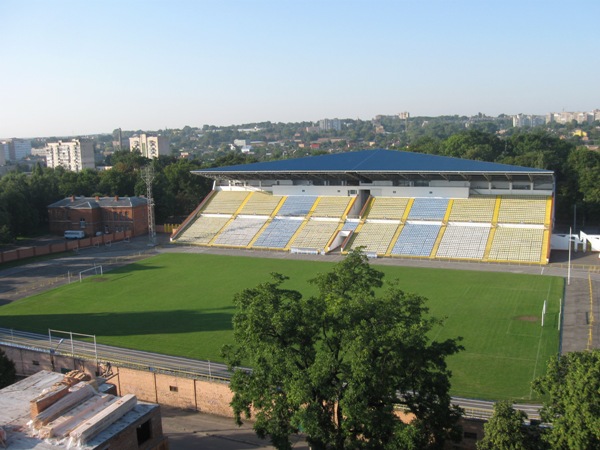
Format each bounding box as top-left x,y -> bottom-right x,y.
223,250 -> 463,450
477,350 -> 600,450
477,401 -> 539,450
532,350 -> 600,449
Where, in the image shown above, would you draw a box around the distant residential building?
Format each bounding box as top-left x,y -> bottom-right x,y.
319,118 -> 341,131
234,139 -> 249,147
0,144 -> 5,165
513,114 -> 545,128
546,110 -> 597,125
45,139 -> 95,171
1,138 -> 32,162
129,134 -> 170,159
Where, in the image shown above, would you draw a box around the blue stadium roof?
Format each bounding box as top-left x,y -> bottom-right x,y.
193,150 -> 553,182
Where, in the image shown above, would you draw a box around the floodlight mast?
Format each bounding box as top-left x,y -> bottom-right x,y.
141,165 -> 156,246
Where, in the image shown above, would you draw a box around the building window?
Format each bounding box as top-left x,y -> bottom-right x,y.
136,419 -> 152,445
169,386 -> 178,392
80,218 -> 86,228
32,360 -> 40,366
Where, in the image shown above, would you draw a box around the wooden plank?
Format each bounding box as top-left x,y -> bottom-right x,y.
33,383 -> 96,428
69,394 -> 137,444
40,395 -> 113,439
30,384 -> 70,417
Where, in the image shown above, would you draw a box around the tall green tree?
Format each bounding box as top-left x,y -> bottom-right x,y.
223,250 -> 463,450
477,401 -> 542,450
532,350 -> 600,450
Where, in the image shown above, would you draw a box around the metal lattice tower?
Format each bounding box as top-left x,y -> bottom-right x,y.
141,165 -> 156,246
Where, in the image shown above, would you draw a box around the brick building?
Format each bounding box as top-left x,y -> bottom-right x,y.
48,196 -> 149,237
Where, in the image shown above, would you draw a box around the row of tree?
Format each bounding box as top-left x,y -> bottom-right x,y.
0,151 -> 224,244
1,129 -> 599,245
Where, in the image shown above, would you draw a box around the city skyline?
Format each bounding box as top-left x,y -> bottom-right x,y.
1,0 -> 599,138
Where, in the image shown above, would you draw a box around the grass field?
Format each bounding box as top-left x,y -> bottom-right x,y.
0,253 -> 563,401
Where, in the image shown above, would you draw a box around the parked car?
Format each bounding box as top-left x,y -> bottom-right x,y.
64,230 -> 85,239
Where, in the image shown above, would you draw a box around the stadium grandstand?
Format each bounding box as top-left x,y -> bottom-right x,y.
171,150 -> 555,264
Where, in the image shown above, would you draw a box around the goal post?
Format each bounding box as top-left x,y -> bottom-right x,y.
558,297 -> 562,331
48,329 -> 98,368
541,300 -> 547,327
79,265 -> 103,282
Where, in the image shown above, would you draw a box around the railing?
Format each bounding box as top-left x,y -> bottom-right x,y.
0,327 -> 541,420
0,327 -> 232,383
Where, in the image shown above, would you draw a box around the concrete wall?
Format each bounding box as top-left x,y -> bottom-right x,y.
2,345 -> 235,417
0,231 -> 132,264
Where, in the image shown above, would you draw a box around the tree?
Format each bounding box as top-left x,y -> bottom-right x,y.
0,348 -> 16,389
477,401 -> 541,450
532,350 -> 600,450
223,250 -> 463,450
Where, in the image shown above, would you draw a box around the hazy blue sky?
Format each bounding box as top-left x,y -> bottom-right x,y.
1,0 -> 598,138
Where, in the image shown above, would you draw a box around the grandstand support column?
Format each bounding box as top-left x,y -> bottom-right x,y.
141,165 -> 156,246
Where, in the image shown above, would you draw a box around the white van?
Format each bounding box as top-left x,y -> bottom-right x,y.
64,230 -> 85,239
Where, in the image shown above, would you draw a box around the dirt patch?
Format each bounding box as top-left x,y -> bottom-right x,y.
515,315 -> 538,322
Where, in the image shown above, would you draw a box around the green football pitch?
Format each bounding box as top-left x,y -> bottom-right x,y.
0,253 -> 563,401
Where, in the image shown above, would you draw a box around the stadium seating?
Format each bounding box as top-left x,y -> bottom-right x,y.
350,222 -> 399,255
436,225 -> 491,259
202,191 -> 250,215
252,218 -> 304,248
311,196 -> 353,218
487,227 -> 545,263
176,216 -> 230,244
238,192 -> 284,216
174,190 -> 552,264
448,197 -> 496,223
407,198 -> 449,221
213,217 -> 267,247
390,223 -> 441,257
497,196 -> 547,224
289,220 -> 340,251
277,196 -> 318,216
367,197 -> 410,220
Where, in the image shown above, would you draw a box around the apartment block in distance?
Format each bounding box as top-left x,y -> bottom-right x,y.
2,138 -> 32,162
45,139 -> 95,171
129,134 -> 170,159
318,118 -> 342,131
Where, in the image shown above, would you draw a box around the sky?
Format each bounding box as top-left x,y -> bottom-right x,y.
1,0 -> 599,138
